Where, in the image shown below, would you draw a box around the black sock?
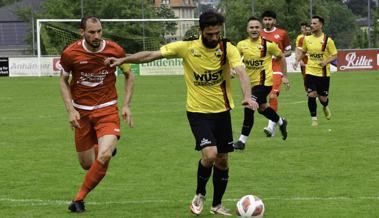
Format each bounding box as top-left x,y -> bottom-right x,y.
196,159 -> 212,196
241,107 -> 255,136
308,97 -> 317,117
320,98 -> 329,107
212,165 -> 229,207
259,107 -> 279,123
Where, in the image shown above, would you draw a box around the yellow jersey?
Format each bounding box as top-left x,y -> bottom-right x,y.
302,33 -> 338,77
160,35 -> 244,113
296,34 -> 304,47
237,37 -> 282,87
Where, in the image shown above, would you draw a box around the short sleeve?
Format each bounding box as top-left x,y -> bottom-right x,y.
302,38 -> 308,53
327,39 -> 338,56
59,50 -> 72,76
227,42 -> 243,68
160,41 -> 186,59
268,41 -> 281,57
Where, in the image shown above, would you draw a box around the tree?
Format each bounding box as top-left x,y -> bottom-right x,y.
154,3 -> 178,38
345,0 -> 376,17
13,0 -> 167,55
0,0 -> 23,8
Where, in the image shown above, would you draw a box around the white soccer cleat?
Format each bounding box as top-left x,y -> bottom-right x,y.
210,204 -> 232,216
263,127 -> 273,137
190,193 -> 206,215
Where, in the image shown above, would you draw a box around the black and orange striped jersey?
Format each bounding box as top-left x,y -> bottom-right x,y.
302,33 -> 338,77
236,37 -> 281,87
160,35 -> 244,114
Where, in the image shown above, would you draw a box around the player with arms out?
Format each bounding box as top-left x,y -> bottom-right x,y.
293,15 -> 337,126
105,11 -> 258,216
59,15 -> 135,213
296,24 -> 312,92
233,16 -> 289,151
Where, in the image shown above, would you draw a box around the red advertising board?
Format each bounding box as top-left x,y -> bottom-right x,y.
337,50 -> 379,71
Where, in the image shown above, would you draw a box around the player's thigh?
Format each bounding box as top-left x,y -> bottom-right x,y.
214,111 -> 234,154
187,111 -> 217,151
75,114 -> 97,152
316,77 -> 330,96
305,74 -> 318,94
252,85 -> 272,106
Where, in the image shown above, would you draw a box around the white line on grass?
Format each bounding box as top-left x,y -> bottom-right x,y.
2,197 -> 379,206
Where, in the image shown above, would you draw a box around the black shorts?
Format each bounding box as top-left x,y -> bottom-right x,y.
187,111 -> 234,153
306,74 -> 330,96
251,85 -> 272,106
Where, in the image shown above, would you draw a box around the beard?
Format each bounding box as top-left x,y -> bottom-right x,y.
201,34 -> 219,49
85,36 -> 101,49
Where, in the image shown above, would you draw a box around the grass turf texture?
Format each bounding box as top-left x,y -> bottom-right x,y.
0,70 -> 378,217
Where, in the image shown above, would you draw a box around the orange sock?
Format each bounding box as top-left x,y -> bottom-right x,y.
94,144 -> 99,159
269,98 -> 278,112
74,159 -> 108,201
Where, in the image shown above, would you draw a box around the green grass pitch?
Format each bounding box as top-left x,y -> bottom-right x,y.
0,70 -> 378,217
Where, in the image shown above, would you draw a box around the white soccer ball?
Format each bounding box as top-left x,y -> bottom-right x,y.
236,195 -> 265,218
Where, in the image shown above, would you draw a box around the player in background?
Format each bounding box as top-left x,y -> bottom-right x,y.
296,24 -> 312,92
293,15 -> 337,126
105,11 -> 257,216
259,10 -> 291,137
59,15 -> 135,213
233,16 -> 289,151
296,21 -> 309,48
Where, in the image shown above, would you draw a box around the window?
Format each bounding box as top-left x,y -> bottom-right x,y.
183,0 -> 189,4
163,0 -> 170,4
182,9 -> 185,18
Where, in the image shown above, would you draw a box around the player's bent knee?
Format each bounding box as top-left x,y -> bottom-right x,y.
97,151 -> 113,164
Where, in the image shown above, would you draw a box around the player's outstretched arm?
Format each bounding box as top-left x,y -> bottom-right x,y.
234,65 -> 258,110
122,68 -> 135,128
59,72 -> 81,130
105,50 -> 164,67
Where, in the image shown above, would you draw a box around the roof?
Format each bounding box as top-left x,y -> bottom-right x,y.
0,0 -> 44,21
356,18 -> 374,27
151,0 -> 197,8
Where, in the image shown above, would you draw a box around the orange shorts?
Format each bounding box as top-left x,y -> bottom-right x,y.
270,74 -> 282,95
74,105 -> 120,152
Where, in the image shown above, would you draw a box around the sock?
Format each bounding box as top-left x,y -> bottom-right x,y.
238,135 -> 248,144
259,107 -> 279,123
269,98 -> 278,112
212,165 -> 229,207
74,159 -> 109,201
308,97 -> 317,117
196,159 -> 212,196
241,107 -> 255,137
94,144 -> 99,159
321,98 -> 329,108
268,119 -> 276,129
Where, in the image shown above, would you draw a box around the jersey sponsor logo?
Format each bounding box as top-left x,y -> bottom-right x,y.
215,49 -> 223,58
244,59 -> 264,70
80,61 -> 88,64
193,70 -> 224,86
309,52 -> 324,61
77,70 -> 109,86
340,52 -> 373,70
200,138 -> 211,146
114,128 -> 120,132
191,49 -> 202,58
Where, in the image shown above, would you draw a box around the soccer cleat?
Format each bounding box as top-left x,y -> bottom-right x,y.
190,193 -> 206,215
68,200 -> 86,213
279,118 -> 288,140
210,204 -> 232,216
233,140 -> 245,150
311,120 -> 318,126
263,127 -> 273,137
112,147 -> 117,157
323,107 -> 331,120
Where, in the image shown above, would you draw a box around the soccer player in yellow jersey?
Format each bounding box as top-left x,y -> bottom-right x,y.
293,15 -> 337,126
296,21 -> 308,48
233,16 -> 290,150
105,11 -> 258,216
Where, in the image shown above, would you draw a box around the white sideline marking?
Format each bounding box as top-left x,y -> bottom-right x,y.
2,197 -> 379,206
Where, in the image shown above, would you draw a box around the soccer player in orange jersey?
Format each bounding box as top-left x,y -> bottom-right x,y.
59,15 -> 135,213
296,24 -> 312,92
260,10 -> 291,137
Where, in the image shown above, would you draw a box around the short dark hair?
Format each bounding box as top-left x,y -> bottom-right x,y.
312,15 -> 325,25
81,15 -> 101,30
305,24 -> 311,29
247,16 -> 261,25
300,21 -> 308,26
262,10 -> 276,19
199,11 -> 225,30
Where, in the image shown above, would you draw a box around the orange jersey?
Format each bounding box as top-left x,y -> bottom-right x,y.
260,27 -> 291,73
297,36 -> 308,65
59,39 -> 126,110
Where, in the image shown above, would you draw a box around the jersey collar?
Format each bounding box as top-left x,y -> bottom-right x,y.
82,39 -> 106,53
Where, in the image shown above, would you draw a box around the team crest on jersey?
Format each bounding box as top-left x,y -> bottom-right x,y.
275,34 -> 280,39
257,44 -> 263,50
319,40 -> 325,44
215,49 -> 223,58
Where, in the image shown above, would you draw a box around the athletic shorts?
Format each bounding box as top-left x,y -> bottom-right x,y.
269,74 -> 282,95
75,105 -> 120,152
306,74 -> 330,96
187,111 -> 234,153
251,85 -> 272,106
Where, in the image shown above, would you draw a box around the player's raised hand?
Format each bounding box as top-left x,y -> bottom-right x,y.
122,107 -> 134,128
104,57 -> 123,68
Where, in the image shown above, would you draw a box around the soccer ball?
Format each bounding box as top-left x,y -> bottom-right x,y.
236,195 -> 265,218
